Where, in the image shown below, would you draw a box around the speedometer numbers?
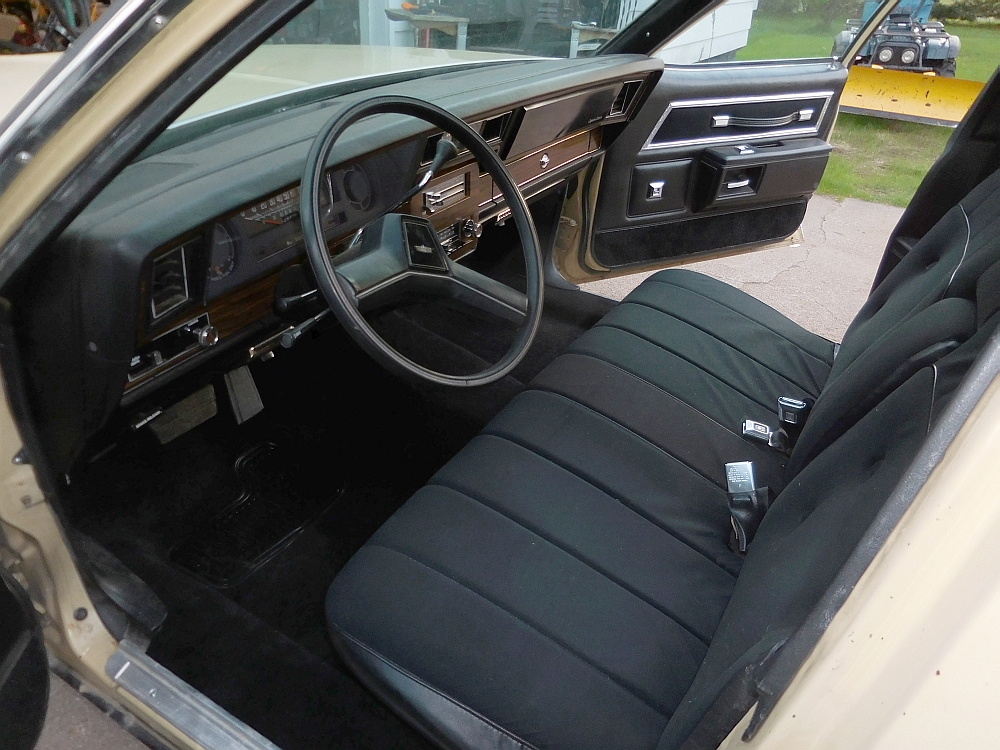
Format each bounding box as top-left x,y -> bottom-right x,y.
240,188 -> 300,227
208,168 -> 363,283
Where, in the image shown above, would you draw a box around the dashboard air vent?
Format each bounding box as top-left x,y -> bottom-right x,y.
610,80 -> 643,117
481,112 -> 512,142
150,244 -> 190,320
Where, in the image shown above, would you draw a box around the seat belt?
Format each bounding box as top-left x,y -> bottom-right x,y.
730,398 -> 812,551
725,461 -> 771,554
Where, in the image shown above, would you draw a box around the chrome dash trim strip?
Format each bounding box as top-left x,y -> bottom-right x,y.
106,641 -> 282,750
641,90 -> 834,151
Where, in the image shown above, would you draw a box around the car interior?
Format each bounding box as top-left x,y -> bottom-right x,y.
6,1 -> 1000,748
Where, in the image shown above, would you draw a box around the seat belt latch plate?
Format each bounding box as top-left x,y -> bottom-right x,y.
742,420 -> 787,451
725,461 -> 771,554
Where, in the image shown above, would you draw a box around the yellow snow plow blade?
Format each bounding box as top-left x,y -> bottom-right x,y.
840,65 -> 984,126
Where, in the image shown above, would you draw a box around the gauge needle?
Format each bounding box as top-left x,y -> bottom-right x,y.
263,219 -> 282,226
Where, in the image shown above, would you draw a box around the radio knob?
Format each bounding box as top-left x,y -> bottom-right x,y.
461,219 -> 483,240
198,325 -> 220,348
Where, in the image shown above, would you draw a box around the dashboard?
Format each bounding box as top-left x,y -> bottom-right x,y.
29,54 -> 661,466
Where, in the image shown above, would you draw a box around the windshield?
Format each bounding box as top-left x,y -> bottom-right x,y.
177,0 -> 662,124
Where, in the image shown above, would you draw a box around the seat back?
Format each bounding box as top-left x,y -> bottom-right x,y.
785,168 -> 1000,478
660,269 -> 1000,749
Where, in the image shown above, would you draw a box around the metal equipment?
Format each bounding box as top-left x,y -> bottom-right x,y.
833,0 -> 961,76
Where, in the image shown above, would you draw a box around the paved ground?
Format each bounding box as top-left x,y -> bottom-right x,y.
35,194 -> 903,750
37,677 -> 146,750
582,195 -> 905,343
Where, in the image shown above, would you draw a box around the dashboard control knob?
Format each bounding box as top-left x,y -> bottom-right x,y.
461,219 -> 483,240
198,325 -> 220,348
539,153 -> 551,170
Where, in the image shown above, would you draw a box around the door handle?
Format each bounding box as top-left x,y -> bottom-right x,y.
712,108 -> 814,129
725,178 -> 751,190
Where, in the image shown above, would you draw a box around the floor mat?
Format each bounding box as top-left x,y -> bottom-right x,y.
113,542 -> 433,750
170,442 -> 346,587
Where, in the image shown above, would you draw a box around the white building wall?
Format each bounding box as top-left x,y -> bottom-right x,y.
656,0 -> 759,64
359,0 -> 413,47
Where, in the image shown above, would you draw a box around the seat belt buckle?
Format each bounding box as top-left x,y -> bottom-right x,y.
742,420 -> 787,451
777,396 -> 811,427
725,461 -> 771,554
776,396 -> 813,449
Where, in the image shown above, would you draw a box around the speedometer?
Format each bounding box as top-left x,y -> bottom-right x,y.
230,174 -> 348,263
239,187 -> 300,226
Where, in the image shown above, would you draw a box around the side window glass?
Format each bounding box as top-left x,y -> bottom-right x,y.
658,0 -> 882,64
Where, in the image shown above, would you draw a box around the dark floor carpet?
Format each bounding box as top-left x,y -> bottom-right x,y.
114,542 -> 431,750
64,276 -> 615,749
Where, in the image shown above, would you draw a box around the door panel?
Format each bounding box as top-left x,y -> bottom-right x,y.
587,61 -> 848,275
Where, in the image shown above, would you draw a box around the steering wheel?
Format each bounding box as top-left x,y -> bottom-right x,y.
299,96 -> 544,387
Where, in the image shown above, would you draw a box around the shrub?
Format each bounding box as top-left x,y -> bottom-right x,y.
932,0 -> 1000,21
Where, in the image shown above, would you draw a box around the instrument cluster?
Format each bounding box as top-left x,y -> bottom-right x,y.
203,163 -> 377,301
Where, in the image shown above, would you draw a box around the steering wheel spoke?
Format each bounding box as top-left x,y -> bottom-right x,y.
445,261 -> 528,324
333,214 -> 412,306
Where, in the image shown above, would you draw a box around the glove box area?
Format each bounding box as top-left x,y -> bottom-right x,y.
627,137 -> 832,218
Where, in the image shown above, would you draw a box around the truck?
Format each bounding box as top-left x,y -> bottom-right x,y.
832,0 -> 960,77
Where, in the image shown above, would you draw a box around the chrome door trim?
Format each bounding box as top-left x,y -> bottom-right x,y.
641,90 -> 835,151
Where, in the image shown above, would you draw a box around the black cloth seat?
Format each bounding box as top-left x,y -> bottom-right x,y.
328,389 -> 741,750
327,169 -> 1000,750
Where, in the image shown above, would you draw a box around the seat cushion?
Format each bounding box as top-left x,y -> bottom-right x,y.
548,269 -> 835,490
567,268 -> 835,442
327,390 -> 744,750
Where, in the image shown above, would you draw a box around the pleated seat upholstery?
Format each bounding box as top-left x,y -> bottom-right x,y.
327,169 -> 1000,750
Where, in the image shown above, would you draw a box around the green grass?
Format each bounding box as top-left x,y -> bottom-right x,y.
737,15 -> 846,61
946,23 -> 1000,81
818,113 -> 953,205
738,13 -> 1000,82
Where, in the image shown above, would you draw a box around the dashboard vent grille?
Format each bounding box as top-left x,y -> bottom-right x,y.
481,112 -> 512,142
150,244 -> 190,320
610,80 -> 643,117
